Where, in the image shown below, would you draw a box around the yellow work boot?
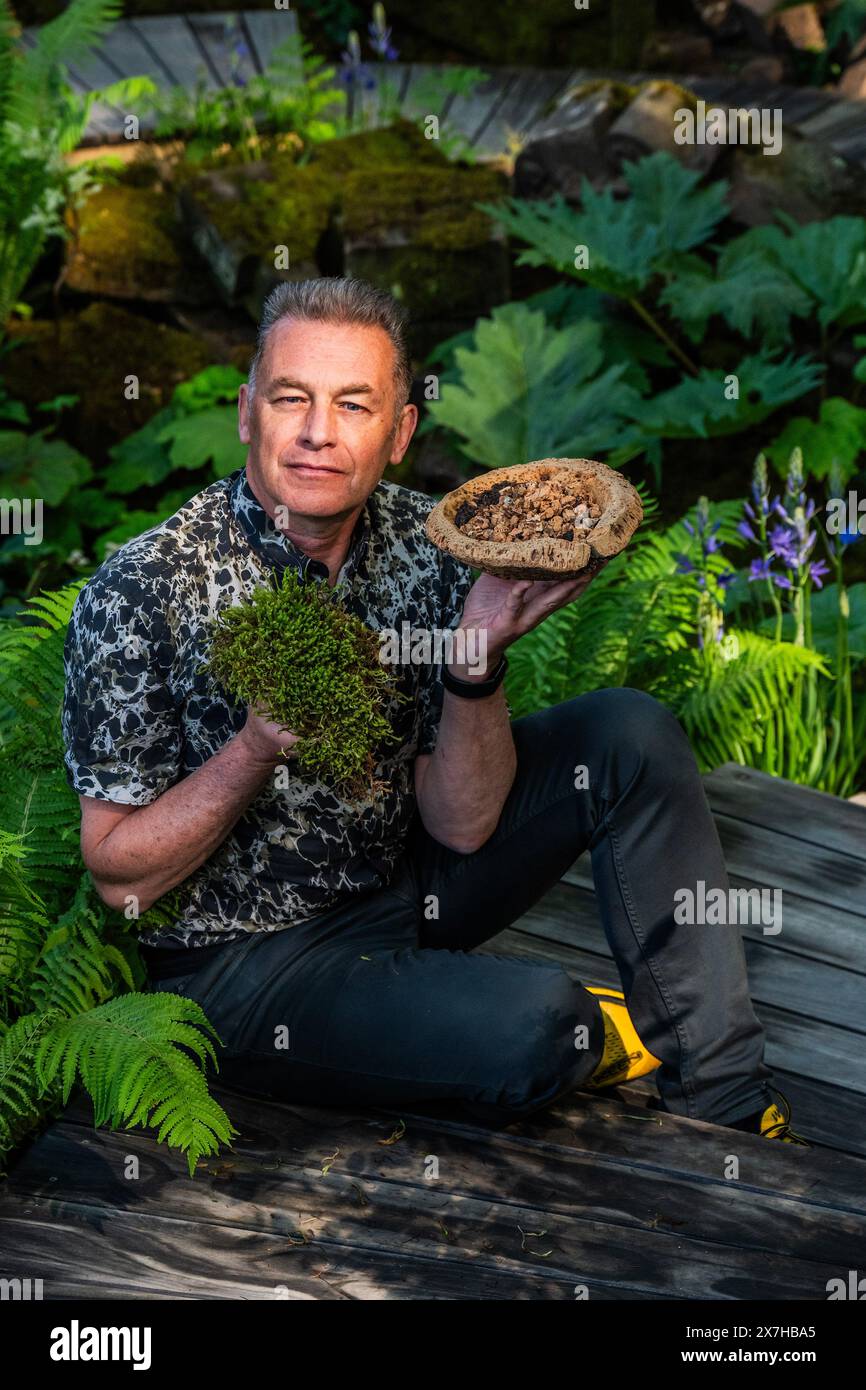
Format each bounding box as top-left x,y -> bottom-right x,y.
582,985 -> 662,1090
724,1087 -> 811,1146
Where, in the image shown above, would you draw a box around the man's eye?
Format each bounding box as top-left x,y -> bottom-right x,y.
341,401 -> 365,412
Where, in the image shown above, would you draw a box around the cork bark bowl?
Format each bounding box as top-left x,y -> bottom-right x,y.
425,457 -> 644,580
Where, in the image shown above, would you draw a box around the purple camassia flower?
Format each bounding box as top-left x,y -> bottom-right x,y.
749,556 -> 772,582
368,7 -> 399,60
339,30 -> 377,90
768,523 -> 800,568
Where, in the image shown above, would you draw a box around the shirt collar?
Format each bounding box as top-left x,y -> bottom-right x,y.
229,466 -> 371,586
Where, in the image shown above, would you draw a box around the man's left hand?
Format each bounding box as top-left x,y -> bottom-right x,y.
449,562 -> 608,681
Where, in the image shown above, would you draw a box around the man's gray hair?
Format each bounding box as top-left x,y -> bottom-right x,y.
247,276 -> 413,423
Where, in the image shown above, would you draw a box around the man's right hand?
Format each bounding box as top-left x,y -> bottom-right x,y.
237,702 -> 300,766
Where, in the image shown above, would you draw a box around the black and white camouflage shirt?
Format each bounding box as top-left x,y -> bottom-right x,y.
62,465 -> 475,949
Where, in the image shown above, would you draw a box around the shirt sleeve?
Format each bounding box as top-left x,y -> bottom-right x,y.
416,550 -> 476,756
62,565 -> 181,805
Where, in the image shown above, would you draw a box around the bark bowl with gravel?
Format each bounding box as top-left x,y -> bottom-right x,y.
425,458 -> 644,580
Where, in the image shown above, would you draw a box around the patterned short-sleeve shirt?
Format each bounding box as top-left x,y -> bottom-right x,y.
62,465 -> 475,948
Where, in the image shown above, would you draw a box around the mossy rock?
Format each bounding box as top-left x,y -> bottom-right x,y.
3,303 -> 210,456
342,164 -> 509,251
176,121 -> 474,315
177,160 -> 338,308
728,134 -> 866,225
307,119 -> 453,175
64,182 -> 212,305
341,163 -> 509,324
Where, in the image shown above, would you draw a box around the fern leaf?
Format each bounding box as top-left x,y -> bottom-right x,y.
34,993 -> 239,1177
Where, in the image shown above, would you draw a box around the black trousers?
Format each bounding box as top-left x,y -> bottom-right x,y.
145,688 -> 775,1126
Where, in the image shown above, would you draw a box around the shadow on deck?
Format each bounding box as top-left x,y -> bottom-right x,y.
1,763 -> 865,1299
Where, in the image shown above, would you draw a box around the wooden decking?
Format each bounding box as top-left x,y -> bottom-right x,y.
23,9 -> 866,166
1,762 -> 864,1300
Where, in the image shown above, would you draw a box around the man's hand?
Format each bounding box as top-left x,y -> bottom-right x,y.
449,562 -> 608,680
236,702 -> 300,767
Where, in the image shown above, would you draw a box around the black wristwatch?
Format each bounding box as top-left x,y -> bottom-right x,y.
441,652 -> 508,699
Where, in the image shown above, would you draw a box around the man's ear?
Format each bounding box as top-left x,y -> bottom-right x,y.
387,402 -> 418,466
238,383 -> 252,444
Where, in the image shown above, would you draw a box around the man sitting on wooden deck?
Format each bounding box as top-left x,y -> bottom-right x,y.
62,276 -> 808,1147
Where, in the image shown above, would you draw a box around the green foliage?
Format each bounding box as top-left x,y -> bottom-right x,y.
34,992 -> 238,1177
658,246 -> 813,347
0,0 -> 157,326
106,366 -> 247,495
721,214 -> 866,334
765,398 -> 866,485
505,481 -> 865,796
614,350 -> 823,453
0,584 -> 234,1176
422,300 -> 641,468
0,583 -> 85,911
478,153 -> 728,297
202,567 -> 404,800
668,629 -> 828,777
139,27 -> 347,164
458,153 -> 866,488
156,406 -> 246,480
759,583 -> 866,662
0,425 -> 91,503
423,291 -> 821,486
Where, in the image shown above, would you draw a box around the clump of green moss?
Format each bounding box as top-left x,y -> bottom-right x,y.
202,569 -> 406,801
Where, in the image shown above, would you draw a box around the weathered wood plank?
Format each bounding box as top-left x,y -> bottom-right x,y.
54,1080 -> 866,1221
396,62 -> 455,125
711,814 -> 866,917
470,67 -> 528,155
97,19 -> 182,88
241,7 -> 299,75
61,46 -> 127,89
610,1068 -> 866,1158
480,67 -> 577,143
774,89 -> 838,125
559,861 -> 866,974
0,1195 -> 592,1300
125,15 -> 220,91
8,1116 -> 863,1299
827,128 -> 866,161
185,12 -> 246,88
435,67 -> 518,149
703,763 -> 866,863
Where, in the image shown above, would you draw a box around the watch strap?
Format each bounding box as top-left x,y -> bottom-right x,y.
441,652 -> 508,699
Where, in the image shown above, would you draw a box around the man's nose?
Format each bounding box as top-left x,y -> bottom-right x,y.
299,404 -> 338,447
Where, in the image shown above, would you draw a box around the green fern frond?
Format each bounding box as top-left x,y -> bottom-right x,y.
672,630 -> 828,771
34,993 -> 239,1177
0,829 -> 50,1019
30,875 -> 132,1016
0,1007 -> 64,1172
12,0 -> 123,134
0,1 -> 18,128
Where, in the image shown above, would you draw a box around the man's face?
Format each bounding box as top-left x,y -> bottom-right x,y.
238,317 -> 417,524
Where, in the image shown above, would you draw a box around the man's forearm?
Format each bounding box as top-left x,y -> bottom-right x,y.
87,729 -> 279,912
415,642 -> 516,854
